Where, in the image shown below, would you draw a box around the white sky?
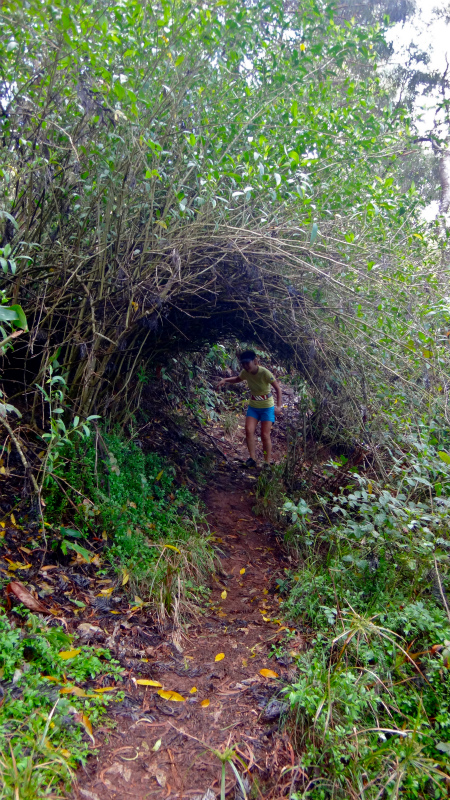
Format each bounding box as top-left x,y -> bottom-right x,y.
387,0 -> 449,218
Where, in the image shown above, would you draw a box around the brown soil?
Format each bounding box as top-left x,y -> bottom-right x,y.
73,469 -> 304,800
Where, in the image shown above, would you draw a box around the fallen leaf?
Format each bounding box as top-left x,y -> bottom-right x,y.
136,679 -> 162,687
242,658 -> 248,667
156,470 -> 164,481
240,568 -> 246,575
10,513 -> 16,525
260,668 -> 279,679
152,738 -> 162,752
215,653 -> 225,662
122,569 -> 129,586
200,698 -> 210,707
94,686 -> 118,693
77,623 -> 102,638
262,616 -> 272,622
155,767 -> 167,788
7,581 -> 47,613
221,589 -> 227,600
157,689 -> 186,702
102,530 -> 108,540
190,687 -> 197,694
96,587 -> 114,597
75,713 -> 95,744
60,686 -> 89,697
59,648 -> 81,660
163,544 -> 180,554
6,559 -> 31,571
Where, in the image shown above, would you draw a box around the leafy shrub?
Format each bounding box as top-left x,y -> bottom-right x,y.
280,428 -> 450,798
44,431 -> 215,609
0,609 -> 123,799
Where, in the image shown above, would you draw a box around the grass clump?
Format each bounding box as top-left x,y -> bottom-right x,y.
44,430 -> 215,613
0,609 -> 123,799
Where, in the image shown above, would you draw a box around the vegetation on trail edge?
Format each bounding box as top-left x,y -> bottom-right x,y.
45,430 -> 214,614
255,410 -> 450,799
0,609 -> 123,799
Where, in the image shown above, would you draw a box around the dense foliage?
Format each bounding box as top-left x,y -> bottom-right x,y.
45,430 -> 214,611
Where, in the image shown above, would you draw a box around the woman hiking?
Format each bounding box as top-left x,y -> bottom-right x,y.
216,350 -> 282,467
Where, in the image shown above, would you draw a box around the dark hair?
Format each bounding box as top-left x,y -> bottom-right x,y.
239,349 -> 256,362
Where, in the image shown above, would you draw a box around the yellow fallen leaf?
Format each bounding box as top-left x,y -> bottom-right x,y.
60,686 -> 89,697
152,738 -> 162,752
97,587 -> 114,597
59,649 -> 81,660
78,714 -> 94,743
133,595 -> 145,607
0,521 -> 5,527
217,611 -> 227,618
263,588 -> 269,595
263,616 -> 272,622
215,653 -> 225,662
163,544 -> 180,554
94,686 -> 119,693
190,687 -> 197,694
260,668 -> 279,679
200,699 -> 210,707
102,530 -> 108,540
10,513 -> 16,525
122,569 -> 129,586
136,679 -> 163,687
242,658 -> 248,667
157,689 -> 186,702
156,470 -> 164,481
221,589 -> 227,600
240,568 -> 246,575
60,749 -> 71,758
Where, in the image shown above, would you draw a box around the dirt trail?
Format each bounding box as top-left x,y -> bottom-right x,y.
74,470 -> 301,800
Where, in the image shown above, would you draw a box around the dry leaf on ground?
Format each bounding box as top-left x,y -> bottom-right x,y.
157,689 -> 186,702
59,648 -> 81,660
6,581 -> 47,613
136,679 -> 162,687
215,653 -> 225,662
260,668 -> 278,679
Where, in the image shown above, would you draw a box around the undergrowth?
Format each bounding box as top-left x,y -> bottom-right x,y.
260,421 -> 450,799
44,430 -> 215,614
0,609 -> 123,799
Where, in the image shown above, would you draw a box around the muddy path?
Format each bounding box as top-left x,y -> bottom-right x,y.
74,468 -> 303,800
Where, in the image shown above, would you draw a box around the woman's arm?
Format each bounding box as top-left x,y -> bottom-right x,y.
216,375 -> 243,389
271,379 -> 283,415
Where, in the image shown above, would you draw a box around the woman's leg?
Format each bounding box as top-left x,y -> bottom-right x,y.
261,420 -> 273,463
245,414 -> 258,461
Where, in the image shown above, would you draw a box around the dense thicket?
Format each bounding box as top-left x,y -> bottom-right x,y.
1,0 -> 448,446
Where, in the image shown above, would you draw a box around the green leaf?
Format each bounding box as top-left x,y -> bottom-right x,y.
288,150 -> 299,165
63,540 -> 94,563
437,451 -> 450,466
310,223 -> 318,244
274,172 -> 281,187
0,307 -> 19,323
174,54 -> 185,67
8,304 -> 27,330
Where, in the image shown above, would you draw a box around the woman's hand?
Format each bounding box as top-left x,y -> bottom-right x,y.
216,379 -> 226,389
275,405 -> 283,417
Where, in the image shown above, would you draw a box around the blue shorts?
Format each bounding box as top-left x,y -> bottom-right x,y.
246,405 -> 275,423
